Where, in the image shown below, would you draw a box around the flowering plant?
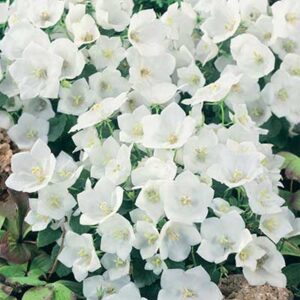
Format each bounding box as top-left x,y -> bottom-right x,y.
0,0 -> 300,299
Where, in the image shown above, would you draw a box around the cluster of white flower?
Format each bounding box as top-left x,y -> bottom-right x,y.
1,0 -> 300,299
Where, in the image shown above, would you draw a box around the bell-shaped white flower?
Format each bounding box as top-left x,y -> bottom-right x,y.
280,53 -> 300,78
158,266 -> 223,300
58,78 -> 96,116
83,273 -> 130,300
25,198 -> 51,231
58,231 -> 101,282
142,103 -> 195,149
27,0 -> 64,28
195,35 -> 218,65
95,0 -> 133,32
23,97 -> 55,121
210,197 -> 243,217
0,111 -> 14,130
159,221 -> 201,262
78,177 -> 123,225
128,9 -> 167,56
162,171 -> 214,224
259,207 -> 298,243
88,35 -> 126,71
197,212 -> 252,263
6,139 -> 56,193
145,254 -> 167,275
101,253 -> 130,281
36,184 -> 76,220
0,22 -> 50,60
183,126 -> 219,173
135,180 -> 166,223
201,0 -> 240,43
105,282 -> 145,300
98,214 -> 135,260
50,38 -> 85,80
244,180 -> 284,215
242,236 -> 286,287
133,220 -> 159,259
118,105 -> 150,144
70,92 -> 127,132
50,151 -> 83,188
230,33 -> 275,79
9,42 -> 63,100
8,112 -> 49,150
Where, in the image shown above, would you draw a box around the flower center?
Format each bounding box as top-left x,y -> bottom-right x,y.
182,288 -> 198,298
180,195 -> 192,206
102,49 -> 114,59
40,11 -> 50,21
34,68 -> 47,80
167,134 -> 178,145
31,166 -> 46,183
131,123 -> 144,137
72,95 -> 84,107
285,12 -> 298,25
49,196 -> 61,209
145,188 -> 160,203
130,31 -> 140,43
230,169 -> 245,183
253,52 -> 264,64
277,88 -> 289,102
99,201 -> 113,216
144,233 -> 159,245
26,129 -> 38,140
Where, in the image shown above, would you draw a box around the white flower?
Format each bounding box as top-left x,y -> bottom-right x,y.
118,105 -> 150,143
89,68 -> 129,99
9,42 -> 63,100
135,180 -> 165,223
195,35 -> 219,65
58,78 -> 96,116
259,207 -> 298,243
128,9 -> 167,56
131,154 -> 177,188
8,112 -> 49,150
88,35 -> 126,71
6,139 -> 56,193
210,198 -> 243,217
36,184 -> 76,220
78,177 -> 123,225
101,253 -> 130,280
105,283 -> 145,300
95,0 -> 133,32
201,0 -> 241,43
58,231 -> 101,282
158,266 -> 223,300
159,221 -> 201,261
133,220 -> 159,259
0,22 -> 50,60
242,236 -> 286,287
28,0 -> 64,28
0,111 -> 14,130
281,53 -> 300,78
271,35 -> 300,60
70,92 -> 127,132
72,14 -> 100,47
98,214 -> 134,260
25,198 -> 51,231
236,234 -> 266,271
244,180 -> 284,215
72,127 -> 101,153
23,97 -> 55,120
239,0 -> 268,24
177,63 -> 205,96
207,141 -> 264,188
65,3 -> 85,33
142,103 -> 195,149
50,38 -> 85,80
230,33 -> 275,79
83,273 -> 130,300
197,212 -> 252,263
161,171 -> 214,224
272,0 -> 300,39
145,254 -> 167,275
50,151 -> 83,188
183,126 -> 219,173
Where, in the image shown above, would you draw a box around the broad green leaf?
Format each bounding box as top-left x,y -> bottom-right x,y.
37,227 -> 62,247
69,215 -> 90,234
52,282 -> 75,300
283,263 -> 300,287
22,286 -> 54,300
28,253 -> 52,277
8,276 -> 46,286
279,151 -> 300,182
48,114 -> 67,142
57,281 -> 83,297
281,238 -> 300,257
0,264 -> 26,277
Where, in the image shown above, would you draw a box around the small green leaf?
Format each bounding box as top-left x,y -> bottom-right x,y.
57,281 -> 83,297
8,276 -> 46,286
48,114 -> 67,142
281,238 -> 300,257
52,282 -> 75,300
22,286 -> 54,300
283,263 -> 300,287
37,227 -> 62,247
0,264 -> 26,277
28,253 -> 52,277
69,215 -> 90,234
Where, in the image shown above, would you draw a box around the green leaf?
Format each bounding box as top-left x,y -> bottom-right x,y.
283,263 -> 300,287
48,114 -> 67,142
279,151 -> 300,182
22,286 -> 54,300
281,238 -> 300,257
8,276 -> 46,286
37,227 -> 62,247
0,264 -> 26,277
28,253 -> 52,277
52,283 -> 75,300
69,215 -> 90,234
50,245 -> 72,278
289,190 -> 300,211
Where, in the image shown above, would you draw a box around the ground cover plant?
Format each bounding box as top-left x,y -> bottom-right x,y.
0,0 -> 300,299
